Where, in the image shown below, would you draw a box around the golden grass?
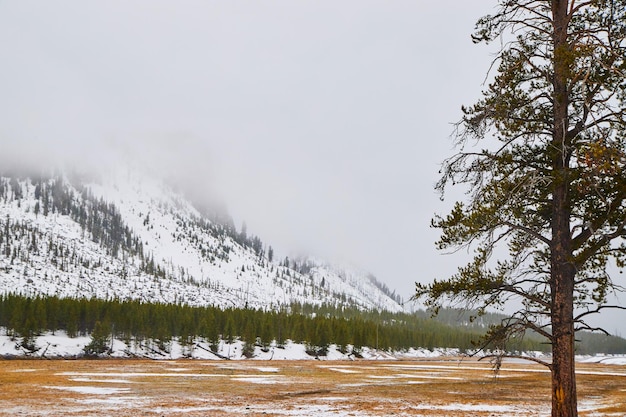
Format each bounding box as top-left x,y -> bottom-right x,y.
0,358 -> 625,416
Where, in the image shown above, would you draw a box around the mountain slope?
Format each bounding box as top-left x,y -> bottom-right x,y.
0,169 -> 404,313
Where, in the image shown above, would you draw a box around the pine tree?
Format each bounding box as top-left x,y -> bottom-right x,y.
415,2 -> 626,416
267,246 -> 274,263
84,320 -> 111,356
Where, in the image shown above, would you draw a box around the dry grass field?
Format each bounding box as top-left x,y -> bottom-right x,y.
1,358 -> 625,416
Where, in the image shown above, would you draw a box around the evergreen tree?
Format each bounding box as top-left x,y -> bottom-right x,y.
239,222 -> 247,245
268,246 -> 274,263
84,320 -> 111,356
415,1 -> 626,416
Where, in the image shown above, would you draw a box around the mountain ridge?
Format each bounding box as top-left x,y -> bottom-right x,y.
0,168 -> 405,313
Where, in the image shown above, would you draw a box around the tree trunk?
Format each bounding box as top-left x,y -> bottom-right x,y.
550,251 -> 577,417
550,1 -> 577,416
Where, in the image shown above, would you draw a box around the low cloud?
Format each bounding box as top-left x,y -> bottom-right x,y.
0,0 -> 494,299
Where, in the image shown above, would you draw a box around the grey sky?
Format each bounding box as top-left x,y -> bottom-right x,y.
2,0 -> 498,303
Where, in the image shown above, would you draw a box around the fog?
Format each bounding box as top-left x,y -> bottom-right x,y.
5,0 -> 623,335
1,0 -> 499,302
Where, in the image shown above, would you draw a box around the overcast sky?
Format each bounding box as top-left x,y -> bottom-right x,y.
1,1 -> 503,303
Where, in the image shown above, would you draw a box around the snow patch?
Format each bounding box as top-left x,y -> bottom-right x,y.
45,386 -> 131,395
230,376 -> 280,384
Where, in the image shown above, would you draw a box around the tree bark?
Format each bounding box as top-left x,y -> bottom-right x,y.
550,244 -> 577,417
550,1 -> 577,416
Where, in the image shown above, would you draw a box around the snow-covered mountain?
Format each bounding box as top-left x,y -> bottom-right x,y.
0,168 -> 404,313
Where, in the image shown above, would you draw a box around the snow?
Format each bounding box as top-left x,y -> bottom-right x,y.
231,375 -> 279,384
77,397 -> 143,405
0,329 -> 377,360
256,366 -> 280,372
4,328 -> 626,365
70,378 -> 134,384
46,386 -> 131,395
0,171 -> 405,313
578,355 -> 626,365
5,353 -> 622,417
320,366 -> 362,374
59,371 -> 222,378
398,347 -> 461,358
409,403 -> 532,413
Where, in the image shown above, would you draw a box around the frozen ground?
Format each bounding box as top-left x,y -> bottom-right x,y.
3,328 -> 626,367
2,358 -> 626,416
3,328 -> 626,416
0,328 -> 463,360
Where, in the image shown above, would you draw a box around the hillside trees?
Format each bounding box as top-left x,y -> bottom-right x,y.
415,1 -> 626,416
0,294 -> 518,355
0,176 -> 144,259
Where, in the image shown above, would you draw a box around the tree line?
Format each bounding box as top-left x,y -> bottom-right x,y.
2,294 -> 624,357
0,293 -> 548,356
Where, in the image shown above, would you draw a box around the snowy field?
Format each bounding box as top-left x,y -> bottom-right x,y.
2,358 -> 626,416
0,329 -> 462,360
3,329 -> 626,416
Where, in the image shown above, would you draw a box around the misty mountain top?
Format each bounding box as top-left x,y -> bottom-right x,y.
0,167 -> 404,313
